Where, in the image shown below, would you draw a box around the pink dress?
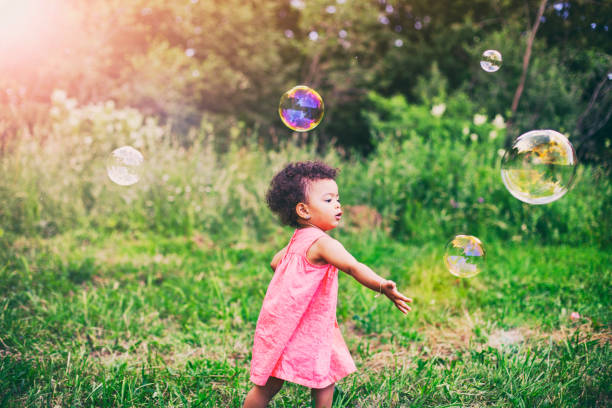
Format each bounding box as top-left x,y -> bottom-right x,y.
249,227 -> 357,388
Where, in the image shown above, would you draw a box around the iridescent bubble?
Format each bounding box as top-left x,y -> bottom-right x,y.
501,130 -> 577,205
480,49 -> 502,72
106,146 -> 144,186
444,235 -> 486,278
278,86 -> 324,132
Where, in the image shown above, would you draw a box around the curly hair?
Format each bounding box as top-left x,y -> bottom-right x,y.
266,161 -> 339,228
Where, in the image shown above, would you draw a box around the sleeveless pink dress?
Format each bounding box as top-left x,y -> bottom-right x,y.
249,227 -> 357,388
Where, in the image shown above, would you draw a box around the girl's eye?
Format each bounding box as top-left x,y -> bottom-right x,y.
325,199 -> 332,203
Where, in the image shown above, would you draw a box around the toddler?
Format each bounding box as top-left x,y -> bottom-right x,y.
243,161 -> 412,408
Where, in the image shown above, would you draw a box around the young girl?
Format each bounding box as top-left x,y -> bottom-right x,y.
243,161 -> 412,408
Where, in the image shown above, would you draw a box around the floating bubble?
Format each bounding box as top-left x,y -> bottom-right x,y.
106,146 -> 144,186
480,50 -> 502,72
444,235 -> 486,278
501,129 -> 577,205
278,85 -> 324,132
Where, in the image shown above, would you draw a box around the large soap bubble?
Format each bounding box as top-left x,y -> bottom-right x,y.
278,85 -> 324,132
444,235 -> 486,278
480,49 -> 502,72
501,129 -> 577,205
106,146 -> 144,186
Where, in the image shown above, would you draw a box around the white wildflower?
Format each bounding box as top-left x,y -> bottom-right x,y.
65,98 -> 78,110
489,130 -> 498,140
492,114 -> 506,129
431,103 -> 446,117
473,114 -> 487,126
51,89 -> 67,103
470,133 -> 478,142
50,106 -> 61,117
462,126 -> 470,135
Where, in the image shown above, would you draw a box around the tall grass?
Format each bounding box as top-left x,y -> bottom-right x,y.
1,91 -> 610,248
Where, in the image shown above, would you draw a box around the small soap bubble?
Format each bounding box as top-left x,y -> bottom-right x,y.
338,29 -> 347,38
326,5 -> 336,13
106,146 -> 144,186
480,49 -> 502,72
500,129 -> 577,205
394,39 -> 403,47
378,15 -> 390,25
185,48 -> 195,57
308,31 -> 319,41
278,85 -> 324,132
444,235 -> 486,278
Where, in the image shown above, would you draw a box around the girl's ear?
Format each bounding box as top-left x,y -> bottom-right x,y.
296,202 -> 310,220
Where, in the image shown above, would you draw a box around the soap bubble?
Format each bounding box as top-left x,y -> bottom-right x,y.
501,129 -> 577,205
480,50 -> 502,72
444,235 -> 486,278
106,146 -> 144,186
278,85 -> 324,132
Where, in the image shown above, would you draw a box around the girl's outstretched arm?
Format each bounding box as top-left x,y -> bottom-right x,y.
309,236 -> 412,314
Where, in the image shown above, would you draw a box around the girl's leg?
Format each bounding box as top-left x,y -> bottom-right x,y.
243,377 -> 284,408
311,382 -> 335,408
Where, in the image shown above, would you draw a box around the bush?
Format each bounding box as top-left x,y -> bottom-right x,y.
1,90 -> 609,248
338,91 -> 611,247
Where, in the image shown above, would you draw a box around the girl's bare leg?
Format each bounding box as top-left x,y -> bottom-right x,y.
311,382 -> 335,408
243,377 -> 285,408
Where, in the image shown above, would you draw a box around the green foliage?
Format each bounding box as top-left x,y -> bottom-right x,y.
0,92 -> 344,240
348,90 -> 611,246
0,230 -> 610,406
0,0 -> 610,162
1,89 -> 610,248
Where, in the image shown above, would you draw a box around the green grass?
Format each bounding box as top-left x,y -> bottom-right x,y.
1,229 -> 610,407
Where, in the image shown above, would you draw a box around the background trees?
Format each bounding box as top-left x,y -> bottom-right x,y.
0,0 -> 610,164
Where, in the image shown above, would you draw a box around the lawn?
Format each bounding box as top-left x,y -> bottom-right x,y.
1,228 -> 610,407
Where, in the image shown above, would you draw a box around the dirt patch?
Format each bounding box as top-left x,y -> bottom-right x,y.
341,311 -> 612,372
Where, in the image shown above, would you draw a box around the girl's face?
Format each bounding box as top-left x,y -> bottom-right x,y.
297,178 -> 342,231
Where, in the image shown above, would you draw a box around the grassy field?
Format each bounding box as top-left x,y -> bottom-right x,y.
1,228 -> 610,407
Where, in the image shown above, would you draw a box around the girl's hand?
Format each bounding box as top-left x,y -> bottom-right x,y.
382,280 -> 412,314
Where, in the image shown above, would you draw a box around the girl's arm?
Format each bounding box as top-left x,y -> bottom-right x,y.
270,245 -> 288,271
309,236 -> 412,314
